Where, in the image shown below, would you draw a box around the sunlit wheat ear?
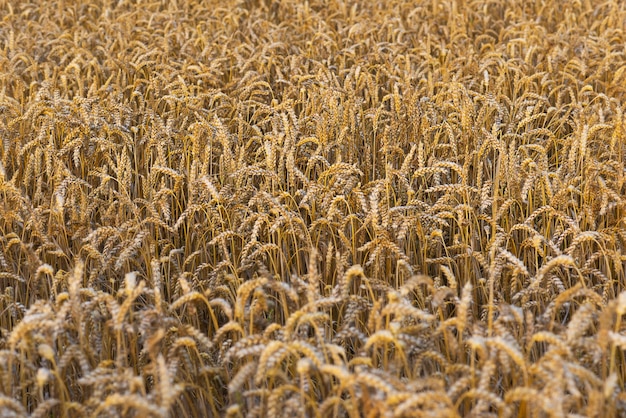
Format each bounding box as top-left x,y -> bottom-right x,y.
456,282 -> 473,336
531,254 -> 578,290
337,264 -> 364,297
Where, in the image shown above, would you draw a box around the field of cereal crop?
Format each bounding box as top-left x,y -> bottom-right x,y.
1,0 -> 625,416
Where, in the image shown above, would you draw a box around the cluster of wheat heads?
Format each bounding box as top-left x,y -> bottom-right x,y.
0,0 -> 625,416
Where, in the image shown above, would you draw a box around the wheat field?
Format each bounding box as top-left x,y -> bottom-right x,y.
0,0 -> 625,416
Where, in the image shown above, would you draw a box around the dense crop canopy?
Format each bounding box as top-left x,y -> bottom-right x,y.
0,0 -> 625,416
